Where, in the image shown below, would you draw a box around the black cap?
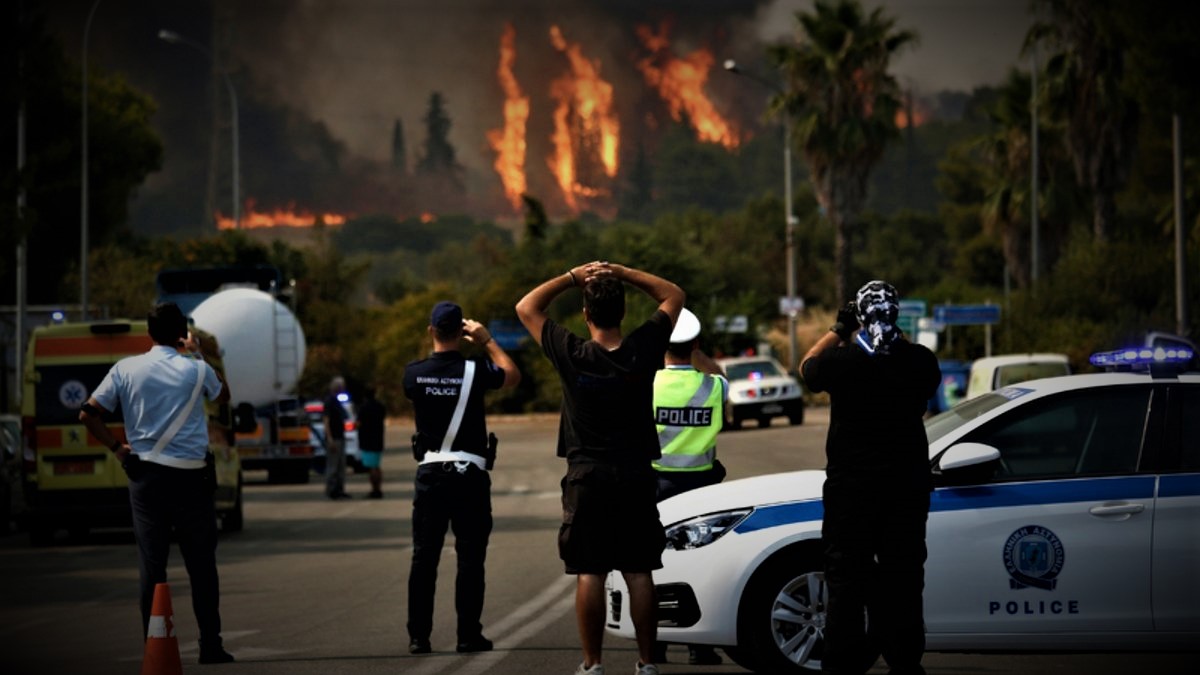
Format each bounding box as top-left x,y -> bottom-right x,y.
430,301 -> 463,330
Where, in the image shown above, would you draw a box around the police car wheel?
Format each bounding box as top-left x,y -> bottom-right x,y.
738,548 -> 876,673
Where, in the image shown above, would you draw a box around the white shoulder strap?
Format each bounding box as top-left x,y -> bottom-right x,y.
440,360 -> 476,452
149,359 -> 207,459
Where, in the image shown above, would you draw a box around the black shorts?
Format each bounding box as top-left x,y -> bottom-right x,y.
559,462 -> 665,575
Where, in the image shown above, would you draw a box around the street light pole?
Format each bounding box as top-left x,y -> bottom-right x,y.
81,0 -> 103,320
158,29 -> 240,230
724,59 -> 799,372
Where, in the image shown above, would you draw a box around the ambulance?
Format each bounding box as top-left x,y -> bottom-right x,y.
20,320 -> 243,545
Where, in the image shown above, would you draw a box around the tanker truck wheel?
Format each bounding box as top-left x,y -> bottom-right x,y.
220,478 -> 244,532
268,463 -> 310,484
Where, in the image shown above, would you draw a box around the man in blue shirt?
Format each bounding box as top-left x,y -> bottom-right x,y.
80,302 -> 235,665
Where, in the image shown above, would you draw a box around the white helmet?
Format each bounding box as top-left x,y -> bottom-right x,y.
670,308 -> 701,344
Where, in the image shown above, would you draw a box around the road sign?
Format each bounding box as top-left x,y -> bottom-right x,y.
897,299 -> 926,335
714,315 -> 748,333
779,296 -> 805,316
487,319 -> 528,350
933,304 -> 1001,326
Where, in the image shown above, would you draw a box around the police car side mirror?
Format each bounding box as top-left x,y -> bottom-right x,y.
933,442 -> 1001,487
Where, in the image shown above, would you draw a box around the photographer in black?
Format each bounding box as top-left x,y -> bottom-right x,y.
799,281 -> 940,675
402,301 -> 520,655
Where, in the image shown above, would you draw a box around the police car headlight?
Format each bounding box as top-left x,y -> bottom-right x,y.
664,509 -> 751,551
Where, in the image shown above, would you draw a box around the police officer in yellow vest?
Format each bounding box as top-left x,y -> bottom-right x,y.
653,307 -> 728,502
652,308 -> 728,666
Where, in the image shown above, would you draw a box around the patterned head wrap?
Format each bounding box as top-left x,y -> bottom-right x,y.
854,280 -> 901,355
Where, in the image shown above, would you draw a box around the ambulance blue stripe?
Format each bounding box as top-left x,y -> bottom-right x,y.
733,476 -> 1158,535
1159,473 -> 1200,498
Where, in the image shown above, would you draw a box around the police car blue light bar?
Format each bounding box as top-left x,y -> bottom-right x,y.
1089,346 -> 1195,368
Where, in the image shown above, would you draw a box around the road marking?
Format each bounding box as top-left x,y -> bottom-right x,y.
453,593 -> 576,675
403,574 -> 576,675
120,629 -> 262,662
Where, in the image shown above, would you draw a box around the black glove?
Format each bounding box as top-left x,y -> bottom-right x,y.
831,301 -> 860,341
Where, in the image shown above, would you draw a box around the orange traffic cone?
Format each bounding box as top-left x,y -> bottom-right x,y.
141,583 -> 183,675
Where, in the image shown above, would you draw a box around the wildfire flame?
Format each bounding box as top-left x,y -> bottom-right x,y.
487,23 -> 530,211
895,96 -> 930,129
635,23 -> 739,149
216,202 -> 348,230
548,25 -> 620,212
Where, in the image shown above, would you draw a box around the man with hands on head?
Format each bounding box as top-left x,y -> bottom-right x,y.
516,261 -> 684,675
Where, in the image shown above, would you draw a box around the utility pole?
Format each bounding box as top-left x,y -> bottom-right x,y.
81,0 -> 104,319
1030,42 -> 1040,288
1174,114 -> 1188,336
16,35 -> 27,409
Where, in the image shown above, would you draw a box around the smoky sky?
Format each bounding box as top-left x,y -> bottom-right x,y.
40,0 -> 1030,233
763,0 -> 1033,94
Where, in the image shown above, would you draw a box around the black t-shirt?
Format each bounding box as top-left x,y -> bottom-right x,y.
356,397 -> 386,452
801,339 -> 940,487
542,311 -> 671,465
323,394 -> 347,441
402,351 -> 507,453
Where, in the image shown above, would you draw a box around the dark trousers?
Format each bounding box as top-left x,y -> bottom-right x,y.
128,461 -> 222,647
407,462 -> 493,643
654,459 -> 726,502
821,483 -> 929,675
325,438 -> 347,496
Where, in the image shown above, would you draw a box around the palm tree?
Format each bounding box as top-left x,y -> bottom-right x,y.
769,0 -> 916,304
1026,0 -> 1138,242
976,69 -> 1075,289
977,71 -> 1036,290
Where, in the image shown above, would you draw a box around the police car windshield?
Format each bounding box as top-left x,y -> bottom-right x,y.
925,392 -> 1011,445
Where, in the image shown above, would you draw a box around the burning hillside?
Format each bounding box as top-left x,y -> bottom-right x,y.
221,4 -> 766,229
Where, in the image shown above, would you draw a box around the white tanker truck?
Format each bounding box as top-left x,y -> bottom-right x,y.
158,268 -> 315,484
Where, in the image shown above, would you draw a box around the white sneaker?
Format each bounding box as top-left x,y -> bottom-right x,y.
634,662 -> 659,675
574,663 -> 604,675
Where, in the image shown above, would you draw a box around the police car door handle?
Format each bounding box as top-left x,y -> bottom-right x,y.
1088,503 -> 1145,518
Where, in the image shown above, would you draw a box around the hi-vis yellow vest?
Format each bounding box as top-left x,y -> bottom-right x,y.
652,367 -> 724,472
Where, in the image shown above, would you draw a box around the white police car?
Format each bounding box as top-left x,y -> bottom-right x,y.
606,347 -> 1200,672
717,355 -> 805,429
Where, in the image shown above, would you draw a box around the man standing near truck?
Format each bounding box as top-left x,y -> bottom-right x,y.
79,302 -> 236,665
323,376 -> 351,499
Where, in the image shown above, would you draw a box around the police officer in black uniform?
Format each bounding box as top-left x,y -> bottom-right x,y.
800,281 -> 940,675
402,301 -> 521,655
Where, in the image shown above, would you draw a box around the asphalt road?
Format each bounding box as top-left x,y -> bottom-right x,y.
0,409 -> 1195,674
